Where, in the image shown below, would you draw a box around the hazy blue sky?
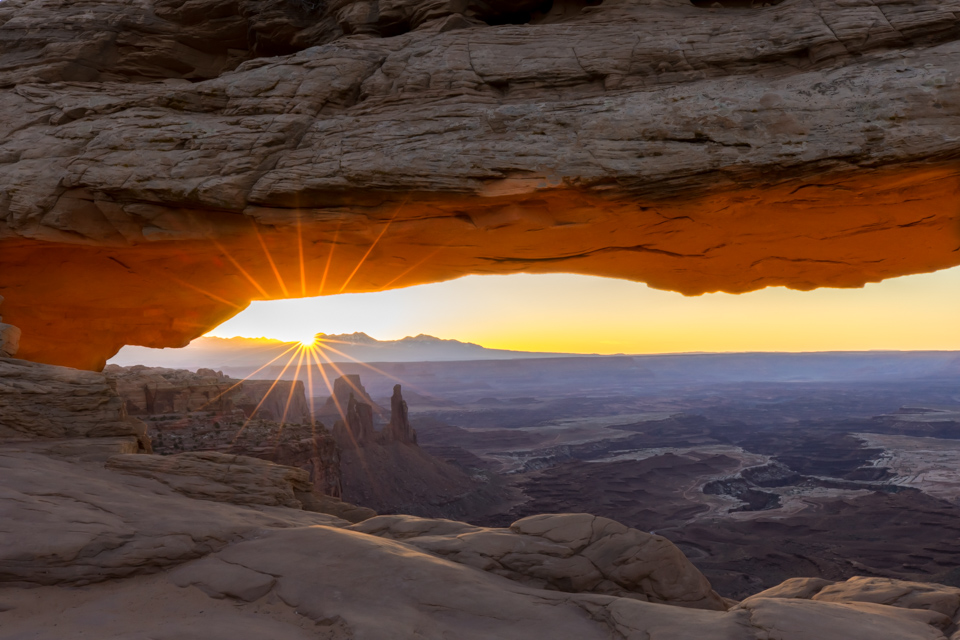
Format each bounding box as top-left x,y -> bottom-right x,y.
204,266 -> 960,354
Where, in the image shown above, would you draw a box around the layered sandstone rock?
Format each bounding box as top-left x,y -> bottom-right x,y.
0,325 -> 20,358
321,373 -> 384,416
105,449 -> 375,521
384,383 -> 417,444
105,450 -> 316,508
351,512 -> 728,609
1,358 -> 958,639
324,376 -> 488,516
330,379 -> 415,446
1,0 -> 958,369
332,392 -> 377,447
0,357 -> 151,452
743,575 -> 960,630
108,364 -> 310,423
1,444 -> 953,639
107,364 -> 343,496
0,446 -> 349,585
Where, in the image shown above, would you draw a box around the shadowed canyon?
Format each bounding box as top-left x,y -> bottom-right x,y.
3,0 -> 960,637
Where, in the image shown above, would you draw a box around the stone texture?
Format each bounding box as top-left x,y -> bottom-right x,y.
108,365 -> 310,424
105,450 -> 375,520
0,447 -> 348,586
350,512 -> 729,609
0,357 -> 151,450
0,301 -> 19,357
332,392 -> 376,447
0,325 -> 20,358
2,467 -> 954,640
293,488 -> 377,523
321,373 -> 383,418
167,556 -> 277,603
4,357 -> 958,638
107,364 -> 343,497
383,383 -> 417,444
738,597 -> 949,640
744,575 -> 960,629
0,0 -> 958,369
105,450 -> 314,508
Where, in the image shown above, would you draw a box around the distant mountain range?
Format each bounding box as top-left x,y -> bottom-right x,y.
108,333 -> 579,369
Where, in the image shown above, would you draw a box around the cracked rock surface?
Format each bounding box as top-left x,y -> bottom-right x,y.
0,357 -> 150,447
1,446 -> 956,639
106,449 -> 377,521
1,0 -> 959,368
351,512 -> 728,608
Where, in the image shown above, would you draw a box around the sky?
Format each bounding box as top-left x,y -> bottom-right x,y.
203,266 -> 960,354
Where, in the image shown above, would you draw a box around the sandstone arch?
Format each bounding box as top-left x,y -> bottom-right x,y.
0,0 -> 958,369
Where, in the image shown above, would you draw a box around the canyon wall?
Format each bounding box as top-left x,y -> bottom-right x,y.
107,364 -> 343,497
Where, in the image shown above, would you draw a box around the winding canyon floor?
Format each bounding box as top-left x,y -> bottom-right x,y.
307,355 -> 960,600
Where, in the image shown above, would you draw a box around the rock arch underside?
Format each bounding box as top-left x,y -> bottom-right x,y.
0,0 -> 959,370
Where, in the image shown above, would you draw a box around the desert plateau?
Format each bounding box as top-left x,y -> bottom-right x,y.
2,0 -> 960,636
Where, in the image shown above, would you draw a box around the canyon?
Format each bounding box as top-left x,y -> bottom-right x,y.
105,363 -> 500,518
6,352 -> 960,639
3,0 -> 960,636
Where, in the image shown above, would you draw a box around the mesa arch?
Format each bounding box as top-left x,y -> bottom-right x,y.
0,0 -> 958,370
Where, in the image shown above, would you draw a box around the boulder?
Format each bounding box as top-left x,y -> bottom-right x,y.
743,575 -> 960,629
350,512 -> 728,610
0,323 -> 19,358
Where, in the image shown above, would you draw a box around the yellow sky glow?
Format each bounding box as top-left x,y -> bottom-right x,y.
205,267 -> 960,354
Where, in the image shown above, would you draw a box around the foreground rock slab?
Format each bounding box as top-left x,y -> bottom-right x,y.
0,447 -> 349,585
353,512 -> 727,609
106,449 -> 376,521
1,359 -> 958,638
0,445 -> 955,639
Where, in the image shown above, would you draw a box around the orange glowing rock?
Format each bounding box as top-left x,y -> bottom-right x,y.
1,164 -> 958,370
1,0 -> 959,369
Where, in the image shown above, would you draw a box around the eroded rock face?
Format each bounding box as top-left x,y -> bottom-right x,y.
0,297 -> 20,358
2,446 -> 954,639
105,450 -> 315,508
1,0 -> 959,369
0,357 -> 151,450
105,449 -> 375,521
743,576 -> 960,625
351,512 -> 729,609
0,447 -> 349,585
1,358 -> 958,639
384,383 -> 417,444
107,365 -> 312,424
107,364 -> 343,497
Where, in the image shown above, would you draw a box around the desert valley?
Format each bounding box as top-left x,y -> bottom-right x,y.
3,0 -> 960,636
105,340 -> 960,600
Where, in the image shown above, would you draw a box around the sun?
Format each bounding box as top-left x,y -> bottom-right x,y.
295,333 -> 320,348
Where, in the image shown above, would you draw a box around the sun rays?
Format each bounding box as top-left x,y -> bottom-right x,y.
163,203 -> 444,490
